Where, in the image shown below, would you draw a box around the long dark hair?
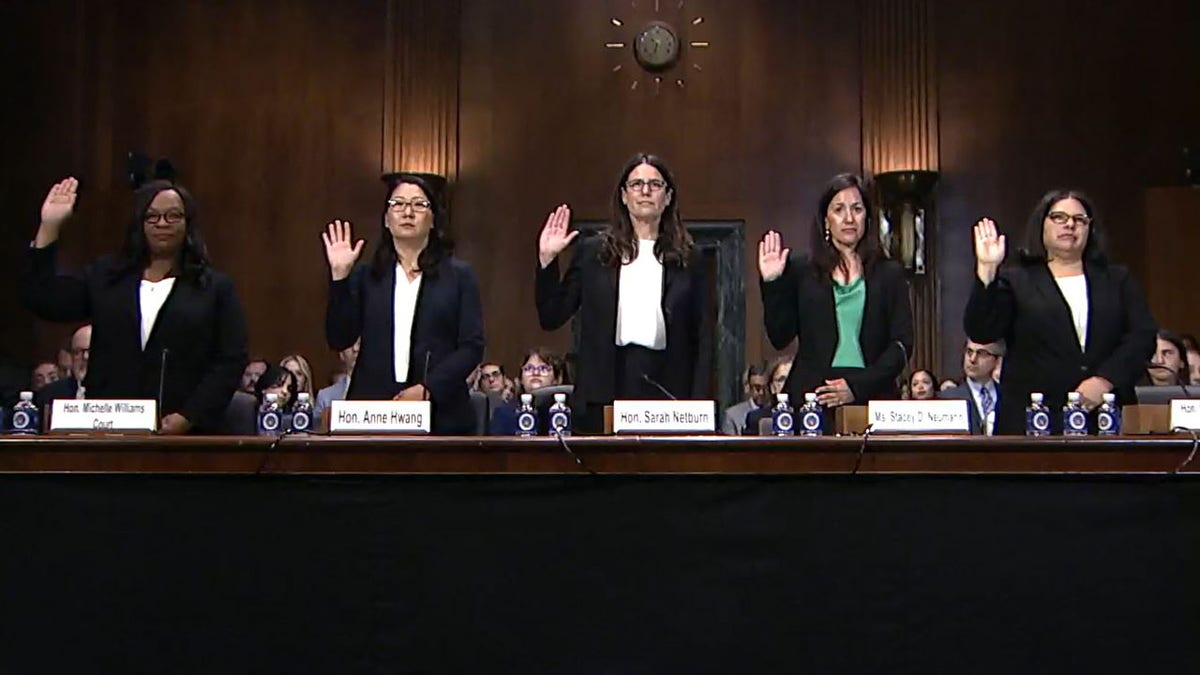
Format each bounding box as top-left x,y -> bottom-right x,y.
1157,330 -> 1190,384
115,180 -> 211,284
809,173 -> 883,284
599,153 -> 693,267
370,173 -> 454,280
1019,189 -> 1107,265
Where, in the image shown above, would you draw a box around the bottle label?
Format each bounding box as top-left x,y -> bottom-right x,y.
517,412 -> 537,434
292,411 -> 311,432
1066,410 -> 1088,432
774,411 -> 795,434
12,410 -> 33,431
1097,411 -> 1116,433
801,410 -> 823,432
1029,410 -> 1050,432
549,411 -> 570,431
259,411 -> 281,433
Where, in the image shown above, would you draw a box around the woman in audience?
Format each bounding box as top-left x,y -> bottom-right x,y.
254,364 -> 297,411
1146,330 -> 1189,387
280,353 -> 315,399
22,176 -> 248,434
323,172 -> 484,434
965,190 -> 1156,434
517,347 -> 565,395
758,174 -> 913,430
535,153 -> 710,433
743,356 -> 794,435
908,369 -> 938,400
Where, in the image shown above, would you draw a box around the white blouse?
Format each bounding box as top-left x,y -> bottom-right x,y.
1054,274 -> 1089,349
139,277 -> 176,349
615,239 -> 667,350
393,265 -> 423,382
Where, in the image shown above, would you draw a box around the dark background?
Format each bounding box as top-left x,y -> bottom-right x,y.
1,0 -> 1197,386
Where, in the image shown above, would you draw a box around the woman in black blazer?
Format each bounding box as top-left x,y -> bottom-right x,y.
22,177 -> 249,434
323,173 -> 484,435
965,190 -> 1156,435
536,153 -> 710,433
758,174 -> 913,416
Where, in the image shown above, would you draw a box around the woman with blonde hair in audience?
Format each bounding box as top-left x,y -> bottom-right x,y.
280,353 -> 315,399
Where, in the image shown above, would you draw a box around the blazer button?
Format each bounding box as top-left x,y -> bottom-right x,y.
1079,366 -> 1087,372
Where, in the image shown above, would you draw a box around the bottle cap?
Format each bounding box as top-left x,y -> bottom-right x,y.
1102,393 -> 1115,402
265,393 -> 278,402
521,393 -> 533,403
553,392 -> 566,403
18,391 -> 33,401
1031,392 -> 1044,403
777,393 -> 789,403
804,392 -> 816,402
297,392 -> 311,402
1068,391 -> 1081,402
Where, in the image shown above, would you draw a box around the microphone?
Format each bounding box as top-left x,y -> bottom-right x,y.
851,423 -> 876,475
895,339 -> 911,394
641,373 -> 677,400
1145,362 -> 1190,399
156,348 -> 169,427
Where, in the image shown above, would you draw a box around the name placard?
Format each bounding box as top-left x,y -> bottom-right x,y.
867,399 -> 971,433
50,399 -> 157,433
612,400 -> 716,434
1170,399 -> 1200,430
329,400 -> 431,434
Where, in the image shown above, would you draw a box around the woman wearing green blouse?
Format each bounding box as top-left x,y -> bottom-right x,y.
758,174 -> 914,417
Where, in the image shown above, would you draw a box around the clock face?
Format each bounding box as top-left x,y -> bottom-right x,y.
633,22 -> 679,71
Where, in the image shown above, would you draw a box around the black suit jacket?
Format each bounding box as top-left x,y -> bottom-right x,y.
760,256 -> 913,403
964,261 -> 1156,435
535,235 -> 711,405
938,382 -> 997,435
22,243 -> 248,432
35,376 -> 80,410
326,257 -> 484,435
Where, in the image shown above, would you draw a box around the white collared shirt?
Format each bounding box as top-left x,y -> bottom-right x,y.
139,277 -> 176,349
615,240 -> 666,350
1054,274 -> 1089,349
393,265 -> 423,383
966,377 -> 997,435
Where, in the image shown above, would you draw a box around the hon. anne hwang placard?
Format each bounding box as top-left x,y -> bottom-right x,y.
867,399 -> 970,433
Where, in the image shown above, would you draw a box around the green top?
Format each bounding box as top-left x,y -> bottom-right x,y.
831,276 -> 866,368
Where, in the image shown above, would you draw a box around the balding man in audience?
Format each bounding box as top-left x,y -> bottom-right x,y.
37,325 -> 91,406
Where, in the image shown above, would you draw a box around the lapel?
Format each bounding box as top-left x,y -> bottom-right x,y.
1032,264 -> 1084,356
660,255 -> 679,320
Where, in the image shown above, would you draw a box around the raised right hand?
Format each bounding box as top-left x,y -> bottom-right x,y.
322,220 -> 365,281
973,218 -> 1006,284
35,177 -> 79,247
538,204 -> 578,268
758,230 -> 790,282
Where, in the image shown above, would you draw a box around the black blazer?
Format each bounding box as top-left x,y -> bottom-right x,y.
326,257 -> 484,435
535,235 -> 711,404
964,261 -> 1156,435
761,256 -> 913,403
938,382 -> 998,435
35,376 -> 80,409
22,243 -> 249,432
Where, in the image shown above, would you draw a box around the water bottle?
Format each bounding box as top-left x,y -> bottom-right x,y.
1025,392 -> 1050,437
1063,391 -> 1088,436
257,392 -> 282,436
291,392 -> 313,433
797,393 -> 823,437
548,392 -> 571,437
515,393 -> 538,437
1096,392 -> 1121,436
771,392 -> 795,436
10,391 -> 40,435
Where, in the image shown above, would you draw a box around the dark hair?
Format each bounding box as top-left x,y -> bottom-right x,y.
1157,330 -> 1190,383
743,361 -> 768,385
599,153 -> 694,268
909,368 -> 938,390
115,179 -> 211,284
1019,189 -> 1107,264
809,173 -> 883,284
246,357 -> 271,372
370,173 -> 455,280
254,365 -> 297,407
520,347 -> 567,385
1181,333 -> 1199,353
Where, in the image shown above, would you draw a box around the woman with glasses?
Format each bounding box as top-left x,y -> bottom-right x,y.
323,173 -> 484,434
758,174 -> 913,426
965,189 -> 1156,434
535,153 -> 710,434
487,348 -> 567,435
21,177 -> 248,434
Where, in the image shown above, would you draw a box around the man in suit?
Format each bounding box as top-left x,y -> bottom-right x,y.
37,324 -> 91,407
940,339 -> 1004,435
722,363 -> 769,435
315,339 -> 359,423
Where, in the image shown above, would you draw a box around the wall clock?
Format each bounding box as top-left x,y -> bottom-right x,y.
604,1 -> 710,94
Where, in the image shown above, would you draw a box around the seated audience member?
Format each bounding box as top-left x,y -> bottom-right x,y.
240,358 -> 270,394
1188,347 -> 1200,386
471,361 -> 512,400
939,378 -> 958,392
1146,330 -> 1188,387
55,338 -> 73,380
254,365 -> 297,411
36,325 -> 91,408
744,356 -> 794,435
280,354 -> 315,400
1181,333 -> 1198,354
489,348 -> 567,434
31,361 -> 59,392
722,362 -> 769,435
908,369 -> 938,400
315,340 -> 359,422
940,340 -> 1005,435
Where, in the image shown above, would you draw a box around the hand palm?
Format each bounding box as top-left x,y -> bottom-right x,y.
326,239 -> 358,267
976,238 -> 1005,264
759,249 -> 786,278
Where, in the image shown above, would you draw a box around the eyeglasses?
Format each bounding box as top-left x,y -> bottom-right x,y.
71,347 -> 90,356
625,178 -> 667,193
1047,211 -> 1091,227
522,363 -> 553,375
387,198 -> 432,213
964,347 -> 999,359
481,369 -> 503,379
144,210 -> 185,225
